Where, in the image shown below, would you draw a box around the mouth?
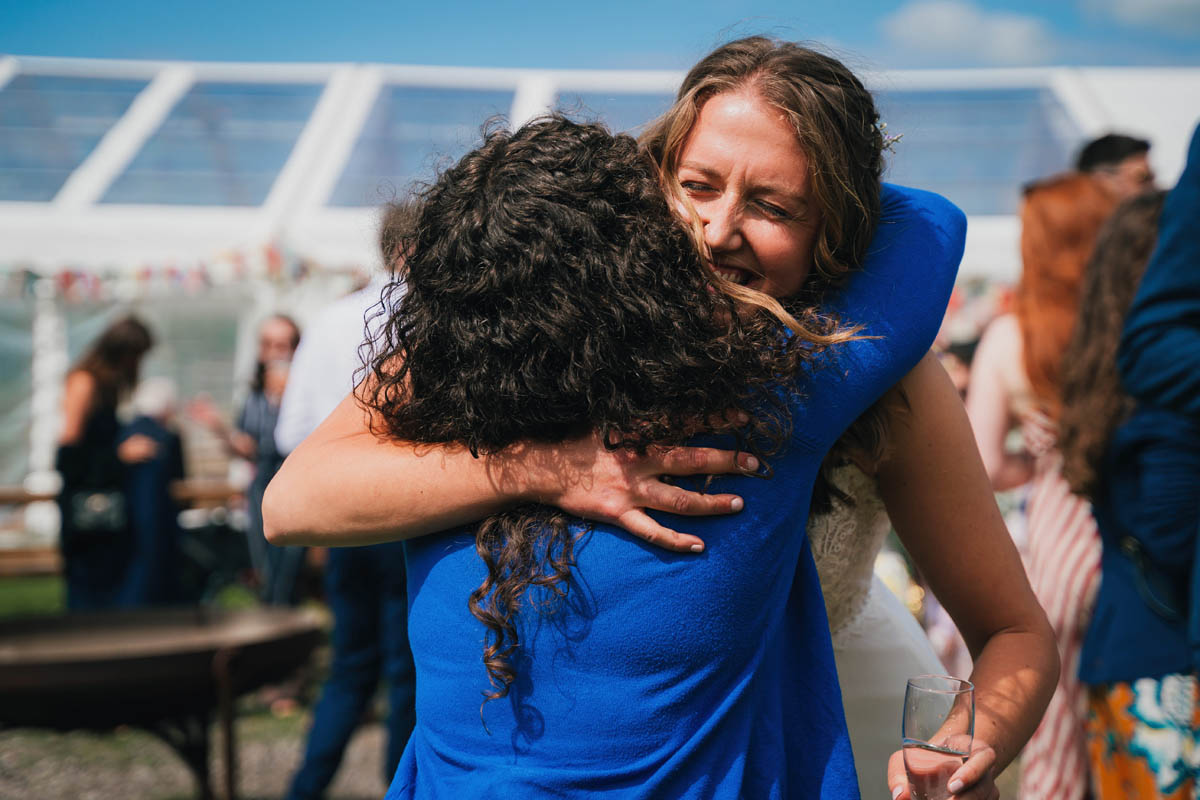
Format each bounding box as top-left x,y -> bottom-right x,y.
710,263 -> 756,286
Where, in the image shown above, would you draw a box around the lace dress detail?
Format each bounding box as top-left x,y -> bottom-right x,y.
808,464 -> 944,800
808,464 -> 892,634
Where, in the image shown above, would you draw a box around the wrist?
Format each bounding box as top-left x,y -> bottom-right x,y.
472,442 -> 547,508
504,442 -> 554,506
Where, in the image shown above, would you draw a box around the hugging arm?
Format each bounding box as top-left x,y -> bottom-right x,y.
262,391 -> 754,550
263,184 -> 964,552
881,354 -> 1058,800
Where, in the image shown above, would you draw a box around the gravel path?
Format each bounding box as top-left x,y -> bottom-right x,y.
0,713 -> 389,800
0,710 -> 1023,799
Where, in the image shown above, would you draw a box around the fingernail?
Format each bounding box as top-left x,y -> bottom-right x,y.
947,778 -> 963,794
690,543 -> 704,553
891,786 -> 903,800
740,454 -> 759,471
730,497 -> 744,511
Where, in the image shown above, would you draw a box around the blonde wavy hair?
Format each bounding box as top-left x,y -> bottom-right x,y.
641,36 -> 899,493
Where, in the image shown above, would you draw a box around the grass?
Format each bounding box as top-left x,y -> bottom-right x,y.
0,573 -> 266,618
0,575 -> 64,617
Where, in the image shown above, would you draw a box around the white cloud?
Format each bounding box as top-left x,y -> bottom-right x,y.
1083,0 -> 1200,35
881,0 -> 1057,66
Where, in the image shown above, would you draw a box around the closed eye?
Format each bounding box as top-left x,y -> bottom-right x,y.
754,200 -> 791,220
681,180 -> 715,195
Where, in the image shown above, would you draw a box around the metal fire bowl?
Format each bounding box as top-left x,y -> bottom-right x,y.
0,606 -> 323,731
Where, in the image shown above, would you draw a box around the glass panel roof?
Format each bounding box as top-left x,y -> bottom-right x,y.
554,91 -> 675,136
329,86 -> 515,207
101,82 -> 322,206
0,75 -> 148,202
877,87 -> 1081,215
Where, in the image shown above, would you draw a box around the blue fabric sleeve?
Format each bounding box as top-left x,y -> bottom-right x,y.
799,183 -> 966,448
1119,123 -> 1200,417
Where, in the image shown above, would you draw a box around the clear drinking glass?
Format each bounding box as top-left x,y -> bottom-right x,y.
901,675 -> 974,800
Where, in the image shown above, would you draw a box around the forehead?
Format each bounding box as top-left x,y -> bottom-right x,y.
260,319 -> 295,341
678,90 -> 811,190
1118,153 -> 1152,172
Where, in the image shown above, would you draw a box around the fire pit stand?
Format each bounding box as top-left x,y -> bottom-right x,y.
0,606 -> 324,800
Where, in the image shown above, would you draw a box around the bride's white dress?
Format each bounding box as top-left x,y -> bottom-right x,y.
809,466 -> 946,799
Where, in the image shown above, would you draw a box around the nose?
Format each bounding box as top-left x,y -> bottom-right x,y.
700,196 -> 743,253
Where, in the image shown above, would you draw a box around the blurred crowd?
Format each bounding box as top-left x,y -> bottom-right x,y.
898,128 -> 1199,800
51,204 -> 414,800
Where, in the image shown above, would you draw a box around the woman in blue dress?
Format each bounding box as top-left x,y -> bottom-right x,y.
266,38 -> 1056,799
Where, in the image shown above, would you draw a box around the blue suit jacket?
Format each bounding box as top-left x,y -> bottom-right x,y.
1080,123 -> 1200,683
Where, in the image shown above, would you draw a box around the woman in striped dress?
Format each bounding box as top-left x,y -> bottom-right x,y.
966,172 -> 1118,800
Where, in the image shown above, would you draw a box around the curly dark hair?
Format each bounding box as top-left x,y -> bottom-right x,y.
1059,190 -> 1165,498
361,115 -> 852,706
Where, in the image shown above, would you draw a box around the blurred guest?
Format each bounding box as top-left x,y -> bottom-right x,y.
1077,133 -> 1155,201
56,315 -> 155,609
191,314 -> 301,604
935,338 -> 978,399
965,172 -> 1118,800
277,204 -> 415,800
1073,123 -> 1200,800
118,376 -> 186,607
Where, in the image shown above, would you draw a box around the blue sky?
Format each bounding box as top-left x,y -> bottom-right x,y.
2,0 -> 1198,69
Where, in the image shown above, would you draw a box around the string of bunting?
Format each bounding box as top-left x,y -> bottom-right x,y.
0,241 -> 357,303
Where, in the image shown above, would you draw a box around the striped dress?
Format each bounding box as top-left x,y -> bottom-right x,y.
1018,410 -> 1103,800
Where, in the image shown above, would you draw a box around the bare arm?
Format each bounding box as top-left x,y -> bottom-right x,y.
880,353 -> 1058,800
59,370 -> 97,446
964,314 -> 1034,491
262,392 -> 758,551
188,395 -> 257,460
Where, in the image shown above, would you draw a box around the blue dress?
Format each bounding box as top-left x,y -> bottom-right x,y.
386,184 -> 966,799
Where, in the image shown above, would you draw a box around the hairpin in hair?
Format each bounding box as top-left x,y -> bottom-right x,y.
879,121 -> 903,153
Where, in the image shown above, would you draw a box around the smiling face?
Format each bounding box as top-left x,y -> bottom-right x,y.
258,316 -> 298,364
1095,152 -> 1156,201
673,88 -> 821,299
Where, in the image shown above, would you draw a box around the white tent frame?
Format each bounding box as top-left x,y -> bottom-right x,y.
2,54 -> 1199,282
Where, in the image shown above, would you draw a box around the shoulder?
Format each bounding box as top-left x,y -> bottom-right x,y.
239,391 -> 269,422
978,313 -> 1020,349
64,369 -> 99,402
976,315 -> 1028,384
974,314 -> 1023,367
842,184 -> 966,309
879,184 -> 968,252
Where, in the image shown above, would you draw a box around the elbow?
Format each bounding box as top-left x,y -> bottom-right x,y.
1037,606 -> 1062,685
1018,601 -> 1061,699
982,452 -> 1032,492
1048,637 -> 1062,688
261,470 -> 300,546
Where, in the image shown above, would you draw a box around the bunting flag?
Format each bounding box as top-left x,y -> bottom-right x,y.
0,240 -> 374,304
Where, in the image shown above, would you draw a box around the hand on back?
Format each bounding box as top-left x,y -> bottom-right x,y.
511,430 -> 759,553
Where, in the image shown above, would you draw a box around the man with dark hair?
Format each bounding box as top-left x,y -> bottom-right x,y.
1076,133 -> 1155,200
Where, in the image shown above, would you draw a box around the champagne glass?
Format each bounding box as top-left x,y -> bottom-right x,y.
902,675 -> 974,800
